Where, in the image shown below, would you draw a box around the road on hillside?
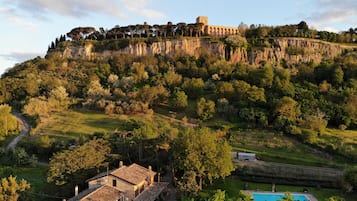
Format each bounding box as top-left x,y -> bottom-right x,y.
6,112 -> 30,150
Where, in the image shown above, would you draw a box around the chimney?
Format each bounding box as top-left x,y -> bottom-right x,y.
148,165 -> 152,171
75,185 -> 78,196
119,161 -> 123,168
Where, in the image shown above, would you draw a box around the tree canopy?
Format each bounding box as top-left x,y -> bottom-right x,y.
173,127 -> 234,193
0,175 -> 30,201
47,139 -> 111,185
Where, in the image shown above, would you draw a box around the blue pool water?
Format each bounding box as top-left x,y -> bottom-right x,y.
252,193 -> 310,201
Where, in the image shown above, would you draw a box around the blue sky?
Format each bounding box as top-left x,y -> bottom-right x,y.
1,0 -> 356,76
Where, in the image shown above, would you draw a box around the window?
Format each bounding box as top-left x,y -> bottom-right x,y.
112,179 -> 117,187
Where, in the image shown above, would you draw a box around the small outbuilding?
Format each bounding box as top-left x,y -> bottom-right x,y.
238,152 -> 256,161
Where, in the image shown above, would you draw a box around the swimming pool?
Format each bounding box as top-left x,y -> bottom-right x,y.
252,192 -> 310,201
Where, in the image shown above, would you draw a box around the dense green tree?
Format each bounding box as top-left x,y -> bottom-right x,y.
0,104 -> 18,138
274,96 -> 301,122
48,86 -> 70,111
0,176 -> 30,201
297,21 -> 308,31
131,62 -> 148,83
163,69 -> 183,90
225,35 -> 248,49
333,66 -> 344,85
86,80 -> 111,100
173,127 -> 234,192
216,82 -> 235,99
196,98 -> 215,120
138,85 -> 169,106
182,78 -> 205,99
47,139 -> 110,185
171,90 -> 188,109
232,80 -> 251,101
249,64 -> 274,88
343,94 -> 357,125
208,60 -> 234,78
246,86 -> 266,104
207,189 -> 226,201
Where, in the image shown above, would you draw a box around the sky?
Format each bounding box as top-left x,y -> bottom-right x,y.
0,0 -> 356,76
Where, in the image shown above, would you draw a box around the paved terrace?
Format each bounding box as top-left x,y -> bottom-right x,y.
134,182 -> 169,201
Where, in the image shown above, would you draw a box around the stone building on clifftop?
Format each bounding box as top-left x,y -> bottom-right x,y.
197,16 -> 240,37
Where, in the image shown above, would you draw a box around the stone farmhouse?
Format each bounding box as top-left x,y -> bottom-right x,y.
196,16 -> 240,37
67,162 -> 168,201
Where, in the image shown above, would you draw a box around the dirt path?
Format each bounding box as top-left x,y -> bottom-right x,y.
6,112 -> 29,150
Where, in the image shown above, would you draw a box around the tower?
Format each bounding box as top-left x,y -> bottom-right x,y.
196,16 -> 208,25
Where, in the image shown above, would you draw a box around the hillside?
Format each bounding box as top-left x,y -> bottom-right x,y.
1,23 -> 357,200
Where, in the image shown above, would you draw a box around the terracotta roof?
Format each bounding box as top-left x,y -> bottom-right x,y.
68,186 -> 101,201
134,182 -> 169,201
87,163 -> 156,186
81,185 -> 123,201
110,163 -> 156,185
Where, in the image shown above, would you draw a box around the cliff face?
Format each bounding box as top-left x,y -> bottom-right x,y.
59,38 -> 355,66
61,38 -> 226,60
241,38 -> 353,65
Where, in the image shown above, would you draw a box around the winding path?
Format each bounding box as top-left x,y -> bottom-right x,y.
6,112 -> 30,150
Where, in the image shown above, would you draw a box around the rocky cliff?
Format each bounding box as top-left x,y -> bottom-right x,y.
59,37 -> 356,66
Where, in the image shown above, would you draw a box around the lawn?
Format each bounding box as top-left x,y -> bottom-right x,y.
206,176 -> 357,201
0,165 -> 48,193
32,109 -> 151,140
229,128 -> 351,168
316,128 -> 357,159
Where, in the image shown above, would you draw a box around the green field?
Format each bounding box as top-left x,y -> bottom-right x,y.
32,109 -> 154,140
228,128 -> 356,167
0,165 -> 48,193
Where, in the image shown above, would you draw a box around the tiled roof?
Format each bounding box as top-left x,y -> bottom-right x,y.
134,182 -> 169,201
68,185 -> 123,201
110,163 -> 156,185
68,186 -> 101,201
81,185 -> 123,201
87,163 -> 156,186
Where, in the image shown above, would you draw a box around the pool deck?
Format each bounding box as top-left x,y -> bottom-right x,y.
242,190 -> 318,201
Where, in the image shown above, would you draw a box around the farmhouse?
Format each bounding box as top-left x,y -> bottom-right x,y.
67,162 -> 168,201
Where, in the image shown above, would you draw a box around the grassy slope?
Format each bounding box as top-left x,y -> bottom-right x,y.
33,109 -> 144,140
229,129 -> 347,167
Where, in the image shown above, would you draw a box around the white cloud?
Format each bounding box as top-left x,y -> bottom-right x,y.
0,52 -> 42,63
3,0 -> 127,19
0,8 -> 37,30
120,0 -> 166,19
306,0 -> 357,30
2,0 -> 165,21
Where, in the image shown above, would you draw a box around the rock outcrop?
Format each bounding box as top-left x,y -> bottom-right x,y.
58,37 -> 356,66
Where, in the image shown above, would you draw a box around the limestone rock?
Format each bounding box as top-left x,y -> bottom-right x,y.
57,37 -> 356,66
